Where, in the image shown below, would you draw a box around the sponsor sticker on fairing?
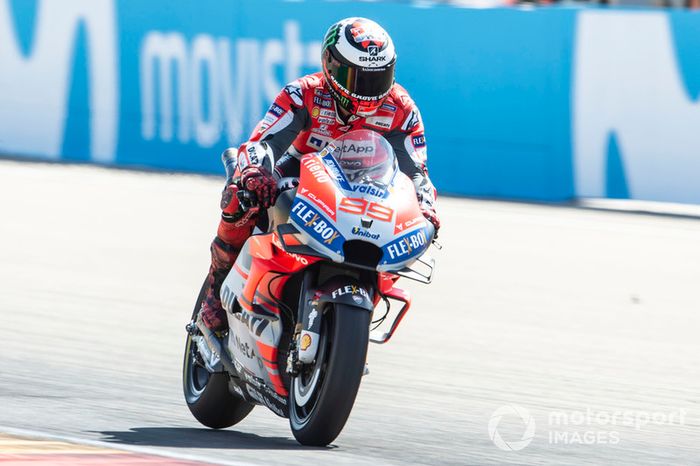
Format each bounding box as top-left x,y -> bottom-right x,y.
350,183 -> 389,198
341,140 -> 375,155
382,227 -> 429,264
351,226 -> 380,240
300,333 -> 312,350
331,284 -> 370,300
307,191 -> 336,218
320,153 -> 352,190
291,198 -> 344,250
395,215 -> 424,233
302,156 -> 332,183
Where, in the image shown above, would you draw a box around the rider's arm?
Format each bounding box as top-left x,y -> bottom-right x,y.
239,80 -> 310,166
219,80 -> 310,214
385,102 -> 439,227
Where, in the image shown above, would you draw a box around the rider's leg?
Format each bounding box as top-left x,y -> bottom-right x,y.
199,187 -> 257,331
274,153 -> 301,179
200,153 -> 297,331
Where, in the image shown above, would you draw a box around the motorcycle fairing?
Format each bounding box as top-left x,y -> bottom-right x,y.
220,232 -> 321,401
293,152 -> 431,271
217,135 -> 432,411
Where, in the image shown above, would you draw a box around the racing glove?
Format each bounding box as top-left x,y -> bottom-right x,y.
220,183 -> 259,227
240,165 -> 278,209
421,206 -> 441,235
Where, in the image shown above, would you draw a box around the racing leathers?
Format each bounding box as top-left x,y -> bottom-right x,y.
199,72 -> 438,331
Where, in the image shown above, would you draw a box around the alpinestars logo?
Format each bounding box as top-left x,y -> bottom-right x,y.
284,83 -> 303,106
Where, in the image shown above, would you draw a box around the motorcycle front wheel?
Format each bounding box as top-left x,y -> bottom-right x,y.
289,304 -> 370,446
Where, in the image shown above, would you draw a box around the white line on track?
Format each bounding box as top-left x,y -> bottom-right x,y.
0,426 -> 252,466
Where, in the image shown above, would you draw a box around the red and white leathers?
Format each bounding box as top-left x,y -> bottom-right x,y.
243,72 -> 437,217
200,72 -> 438,330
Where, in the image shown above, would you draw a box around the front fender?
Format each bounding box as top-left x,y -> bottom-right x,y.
316,276 -> 374,312
296,276 -> 373,364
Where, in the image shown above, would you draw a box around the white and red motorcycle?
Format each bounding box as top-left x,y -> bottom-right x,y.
183,130 -> 435,446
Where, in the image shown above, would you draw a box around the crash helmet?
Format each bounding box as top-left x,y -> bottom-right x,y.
321,18 -> 396,117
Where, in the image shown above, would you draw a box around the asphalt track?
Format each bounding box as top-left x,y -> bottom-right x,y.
1,159 -> 699,465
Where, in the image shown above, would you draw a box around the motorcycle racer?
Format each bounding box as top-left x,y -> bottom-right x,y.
199,17 -> 440,331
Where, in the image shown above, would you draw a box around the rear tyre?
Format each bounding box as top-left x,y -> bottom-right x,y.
182,277 -> 254,429
289,304 -> 370,446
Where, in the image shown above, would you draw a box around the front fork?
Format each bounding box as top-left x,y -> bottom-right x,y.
287,270 -> 376,375
286,270 -> 319,376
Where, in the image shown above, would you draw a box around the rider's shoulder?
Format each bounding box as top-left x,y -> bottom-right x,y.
292,72 -> 325,92
282,73 -> 325,107
384,84 -> 422,133
387,83 -> 417,111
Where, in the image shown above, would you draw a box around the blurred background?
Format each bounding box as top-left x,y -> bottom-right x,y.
1,0 -> 699,465
4,0 -> 700,204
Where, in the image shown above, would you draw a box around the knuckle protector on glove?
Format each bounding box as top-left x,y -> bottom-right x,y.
220,185 -> 240,213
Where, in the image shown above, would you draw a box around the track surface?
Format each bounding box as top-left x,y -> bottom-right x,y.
0,160 -> 699,465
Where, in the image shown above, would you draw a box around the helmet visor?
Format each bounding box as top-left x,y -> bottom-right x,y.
325,56 -> 394,101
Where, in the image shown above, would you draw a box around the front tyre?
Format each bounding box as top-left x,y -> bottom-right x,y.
289,304 -> 370,446
182,277 -> 254,429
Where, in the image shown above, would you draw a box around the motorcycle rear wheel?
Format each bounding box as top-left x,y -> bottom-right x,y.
182,277 -> 254,429
289,304 -> 370,446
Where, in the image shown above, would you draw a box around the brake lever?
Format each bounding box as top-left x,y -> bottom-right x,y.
432,239 -> 443,250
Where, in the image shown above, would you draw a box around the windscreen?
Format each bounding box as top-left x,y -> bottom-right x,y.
328,130 -> 397,187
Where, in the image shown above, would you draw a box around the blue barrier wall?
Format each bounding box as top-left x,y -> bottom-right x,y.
1,1 -> 699,203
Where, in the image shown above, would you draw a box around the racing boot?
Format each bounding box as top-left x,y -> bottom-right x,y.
198,237 -> 240,331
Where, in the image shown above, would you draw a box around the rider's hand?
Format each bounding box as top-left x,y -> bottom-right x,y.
240,165 -> 278,209
421,206 -> 441,235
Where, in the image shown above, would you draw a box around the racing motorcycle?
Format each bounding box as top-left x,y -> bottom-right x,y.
183,129 -> 436,446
